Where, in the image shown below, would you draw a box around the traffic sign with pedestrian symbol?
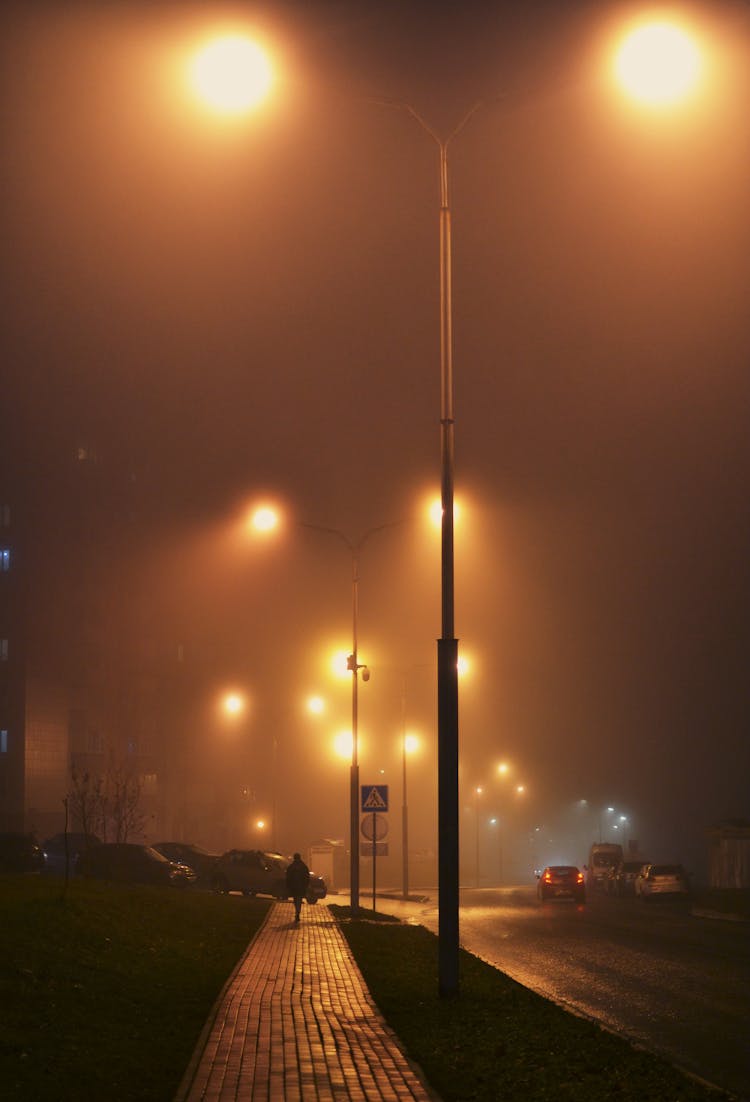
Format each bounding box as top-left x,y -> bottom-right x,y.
361,784 -> 389,812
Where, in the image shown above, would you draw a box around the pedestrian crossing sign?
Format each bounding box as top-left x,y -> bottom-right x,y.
361,784 -> 389,812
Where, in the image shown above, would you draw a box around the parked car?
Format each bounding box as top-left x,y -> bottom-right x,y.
0,832 -> 44,874
152,842 -> 219,885
212,849 -> 327,903
537,865 -> 586,903
635,863 -> 689,901
41,832 -> 101,877
609,859 -> 647,896
78,842 -> 197,887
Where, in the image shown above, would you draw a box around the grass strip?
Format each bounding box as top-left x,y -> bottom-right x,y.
331,905 -> 732,1102
0,876 -> 269,1101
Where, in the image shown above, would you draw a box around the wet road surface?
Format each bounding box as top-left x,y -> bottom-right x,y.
373,887 -> 750,1100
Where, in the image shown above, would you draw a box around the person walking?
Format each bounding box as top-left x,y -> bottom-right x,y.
286,852 -> 310,922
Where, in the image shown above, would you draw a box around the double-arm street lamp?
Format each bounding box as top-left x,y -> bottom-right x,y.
368,97 -> 491,995
301,521 -> 398,915
186,12 -> 705,995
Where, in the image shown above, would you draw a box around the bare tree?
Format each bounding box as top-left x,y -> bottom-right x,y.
67,758 -> 145,843
67,766 -> 107,839
107,761 -> 145,843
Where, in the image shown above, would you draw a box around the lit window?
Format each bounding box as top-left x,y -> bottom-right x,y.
1,549 -> 9,571
0,730 -> 7,753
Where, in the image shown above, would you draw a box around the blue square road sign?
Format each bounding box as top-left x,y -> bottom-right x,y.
361,784 -> 389,812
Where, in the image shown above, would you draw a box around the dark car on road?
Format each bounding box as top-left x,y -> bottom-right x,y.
78,842 -> 197,887
152,842 -> 219,885
537,865 -> 586,903
0,832 -> 44,874
42,832 -> 101,877
212,849 -> 327,903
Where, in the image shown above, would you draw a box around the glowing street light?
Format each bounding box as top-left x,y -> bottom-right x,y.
189,34 -> 274,115
221,691 -> 247,717
473,785 -> 484,887
330,649 -> 353,680
306,695 -> 326,716
333,730 -> 354,761
613,20 -> 703,107
428,495 -> 461,531
247,503 -> 281,534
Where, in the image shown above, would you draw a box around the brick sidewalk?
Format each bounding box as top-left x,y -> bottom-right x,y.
175,900 -> 437,1101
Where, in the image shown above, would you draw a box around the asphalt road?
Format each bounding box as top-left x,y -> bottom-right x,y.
373,887 -> 750,1100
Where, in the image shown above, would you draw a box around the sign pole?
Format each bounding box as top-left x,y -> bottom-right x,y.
372,811 -> 377,912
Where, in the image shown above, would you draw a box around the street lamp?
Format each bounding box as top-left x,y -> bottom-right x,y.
301,521 -> 398,915
401,728 -> 420,900
189,34 -> 274,115
473,786 -> 484,887
613,20 -> 703,107
370,96 -> 496,996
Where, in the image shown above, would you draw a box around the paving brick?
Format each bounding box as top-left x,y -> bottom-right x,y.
176,902 -> 436,1102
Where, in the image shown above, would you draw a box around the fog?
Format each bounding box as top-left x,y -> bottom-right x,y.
3,0 -> 749,880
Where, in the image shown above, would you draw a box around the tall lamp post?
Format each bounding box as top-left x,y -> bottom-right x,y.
302,521 -> 398,915
400,727 -> 420,901
371,97 -> 488,995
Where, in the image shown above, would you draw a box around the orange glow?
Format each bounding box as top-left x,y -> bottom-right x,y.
190,35 -> 274,115
244,500 -> 283,537
403,732 -> 420,755
497,761 -> 510,776
613,20 -> 702,107
428,495 -> 462,530
330,650 -> 351,679
306,695 -> 326,716
221,691 -> 246,717
248,504 -> 280,533
333,730 -> 353,760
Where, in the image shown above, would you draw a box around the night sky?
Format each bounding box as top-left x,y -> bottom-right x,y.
3,0 -> 749,873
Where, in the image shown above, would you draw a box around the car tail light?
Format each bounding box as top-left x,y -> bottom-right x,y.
544,872 -> 552,883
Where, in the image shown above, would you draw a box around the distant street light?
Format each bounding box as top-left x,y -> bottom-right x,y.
221,691 -> 247,718
400,720 -> 420,901
306,695 -> 326,716
599,806 -> 616,842
473,786 -> 484,887
301,521 -> 399,915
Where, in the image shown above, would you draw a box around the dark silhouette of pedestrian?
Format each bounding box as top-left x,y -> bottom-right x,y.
286,852 -> 310,922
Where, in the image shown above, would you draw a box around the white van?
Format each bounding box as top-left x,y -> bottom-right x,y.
587,843 -> 624,890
